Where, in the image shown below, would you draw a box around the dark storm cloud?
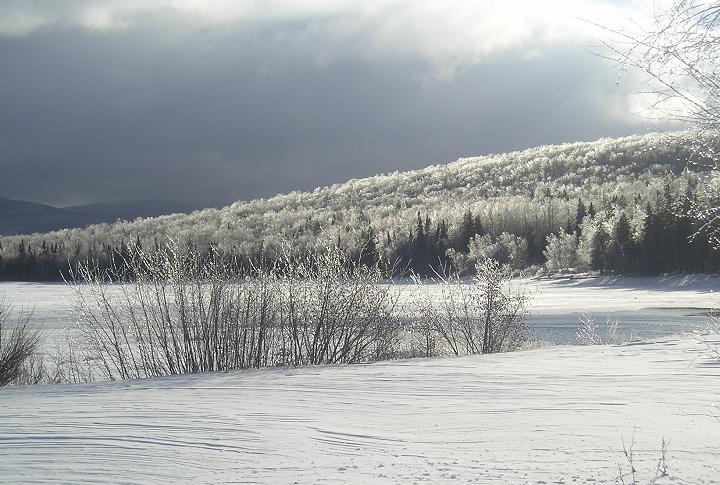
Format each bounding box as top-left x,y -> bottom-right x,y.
0,2 -> 667,207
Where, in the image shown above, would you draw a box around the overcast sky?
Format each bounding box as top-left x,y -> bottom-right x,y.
0,0 -> 676,208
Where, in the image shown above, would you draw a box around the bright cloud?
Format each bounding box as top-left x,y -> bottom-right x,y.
0,1 -> 636,69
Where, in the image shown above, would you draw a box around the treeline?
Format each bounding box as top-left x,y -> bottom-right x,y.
0,237 -> 140,281
384,180 -> 719,275
2,177 -> 718,280
542,185 -> 720,274
0,236 -> 257,281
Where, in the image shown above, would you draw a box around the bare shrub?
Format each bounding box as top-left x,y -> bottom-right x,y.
277,248 -> 401,366
412,259 -> 530,356
617,434 -> 670,485
696,312 -> 720,361
44,339 -> 96,384
68,241 -> 401,380
576,314 -> 623,345
0,296 -> 43,386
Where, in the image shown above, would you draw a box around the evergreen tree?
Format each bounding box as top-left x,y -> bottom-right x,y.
589,225 -> 610,272
639,203 -> 663,274
575,198 -> 587,232
413,212 -> 427,272
610,213 -> 634,273
588,202 -> 596,219
360,227 -> 378,268
456,210 -> 475,251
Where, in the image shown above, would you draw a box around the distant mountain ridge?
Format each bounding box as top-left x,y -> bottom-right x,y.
64,199 -> 200,223
0,197 -> 199,236
0,197 -> 105,236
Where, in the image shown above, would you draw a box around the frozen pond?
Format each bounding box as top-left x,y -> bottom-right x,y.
0,275 -> 718,346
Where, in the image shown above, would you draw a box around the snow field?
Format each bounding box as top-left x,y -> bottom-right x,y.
1,335 -> 719,484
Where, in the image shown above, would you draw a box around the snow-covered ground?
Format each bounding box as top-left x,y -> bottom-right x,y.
2,335 -> 719,483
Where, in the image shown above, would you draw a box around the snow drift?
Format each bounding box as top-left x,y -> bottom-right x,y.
1,335 -> 718,483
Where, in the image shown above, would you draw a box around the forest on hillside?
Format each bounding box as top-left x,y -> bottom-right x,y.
1,132 -> 719,280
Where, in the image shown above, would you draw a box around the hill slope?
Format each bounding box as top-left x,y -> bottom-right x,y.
0,131 -> 716,278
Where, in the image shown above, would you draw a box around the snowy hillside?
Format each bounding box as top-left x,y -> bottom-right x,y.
2,335 -> 719,484
0,131 -> 712,264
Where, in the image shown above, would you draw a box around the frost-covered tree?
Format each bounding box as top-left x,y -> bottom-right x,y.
412,259 -> 529,355
543,232 -> 579,273
589,224 -> 611,272
495,233 -> 529,270
600,1 -> 720,246
609,212 -> 635,273
601,0 -> 720,131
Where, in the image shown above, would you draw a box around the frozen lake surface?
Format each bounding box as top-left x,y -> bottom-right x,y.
518,274 -> 719,343
2,274 -> 717,345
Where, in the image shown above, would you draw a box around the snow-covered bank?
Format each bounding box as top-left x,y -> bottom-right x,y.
526,274 -> 719,314
2,336 -> 719,484
523,274 -> 720,342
